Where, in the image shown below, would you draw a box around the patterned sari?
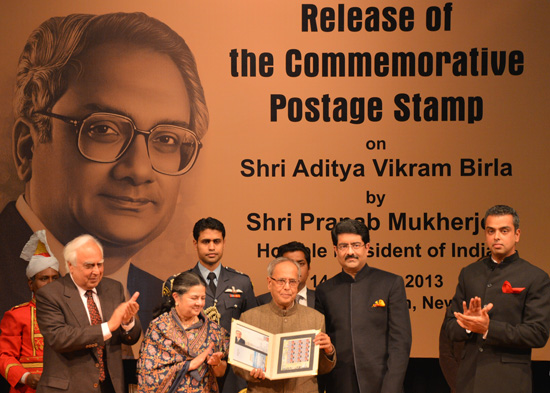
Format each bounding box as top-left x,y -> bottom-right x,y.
137,309 -> 229,393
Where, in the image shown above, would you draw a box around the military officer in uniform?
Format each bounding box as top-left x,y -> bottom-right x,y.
0,231 -> 59,393
188,217 -> 257,393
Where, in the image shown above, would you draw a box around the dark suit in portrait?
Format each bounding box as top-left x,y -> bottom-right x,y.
35,275 -> 141,393
0,202 -> 33,321
127,264 -> 163,331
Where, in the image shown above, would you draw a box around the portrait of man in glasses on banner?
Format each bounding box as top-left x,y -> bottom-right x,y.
0,12 -> 208,332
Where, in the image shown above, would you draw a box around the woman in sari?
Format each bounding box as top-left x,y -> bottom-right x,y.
138,272 -> 229,393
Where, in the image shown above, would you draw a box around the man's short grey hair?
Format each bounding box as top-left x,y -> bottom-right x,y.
63,234 -> 103,270
267,257 -> 301,279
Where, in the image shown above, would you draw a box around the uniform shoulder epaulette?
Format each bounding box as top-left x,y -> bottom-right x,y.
11,301 -> 31,310
224,266 -> 249,276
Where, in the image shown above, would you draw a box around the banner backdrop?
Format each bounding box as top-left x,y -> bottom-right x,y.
1,0 -> 548,359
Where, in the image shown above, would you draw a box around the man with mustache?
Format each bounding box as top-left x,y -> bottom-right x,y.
0,230 -> 59,393
0,12 -> 208,331
444,205 -> 550,393
315,219 -> 412,393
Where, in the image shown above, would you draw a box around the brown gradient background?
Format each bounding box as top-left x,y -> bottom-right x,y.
1,0 -> 549,359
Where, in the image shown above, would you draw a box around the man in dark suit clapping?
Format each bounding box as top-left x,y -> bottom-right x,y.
444,205 -> 550,393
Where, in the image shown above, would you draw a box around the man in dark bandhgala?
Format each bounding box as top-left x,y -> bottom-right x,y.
444,205 -> 550,393
315,219 -> 412,393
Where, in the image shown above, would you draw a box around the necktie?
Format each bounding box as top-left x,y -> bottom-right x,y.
207,272 -> 217,296
296,294 -> 305,305
85,290 -> 105,382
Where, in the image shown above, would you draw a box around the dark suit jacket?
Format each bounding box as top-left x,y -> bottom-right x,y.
127,264 -> 163,331
315,265 -> 412,393
35,275 -> 141,393
256,288 -> 315,308
444,252 -> 550,393
439,314 -> 464,393
0,202 -> 33,321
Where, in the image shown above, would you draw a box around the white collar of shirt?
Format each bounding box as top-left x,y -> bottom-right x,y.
16,194 -> 67,276
297,286 -> 308,305
197,262 -> 222,285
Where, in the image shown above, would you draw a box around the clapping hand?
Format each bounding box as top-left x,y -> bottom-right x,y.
189,342 -> 215,371
122,292 -> 140,324
454,296 -> 493,334
108,292 -> 140,332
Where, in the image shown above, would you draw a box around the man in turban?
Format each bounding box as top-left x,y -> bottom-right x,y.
0,230 -> 59,392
